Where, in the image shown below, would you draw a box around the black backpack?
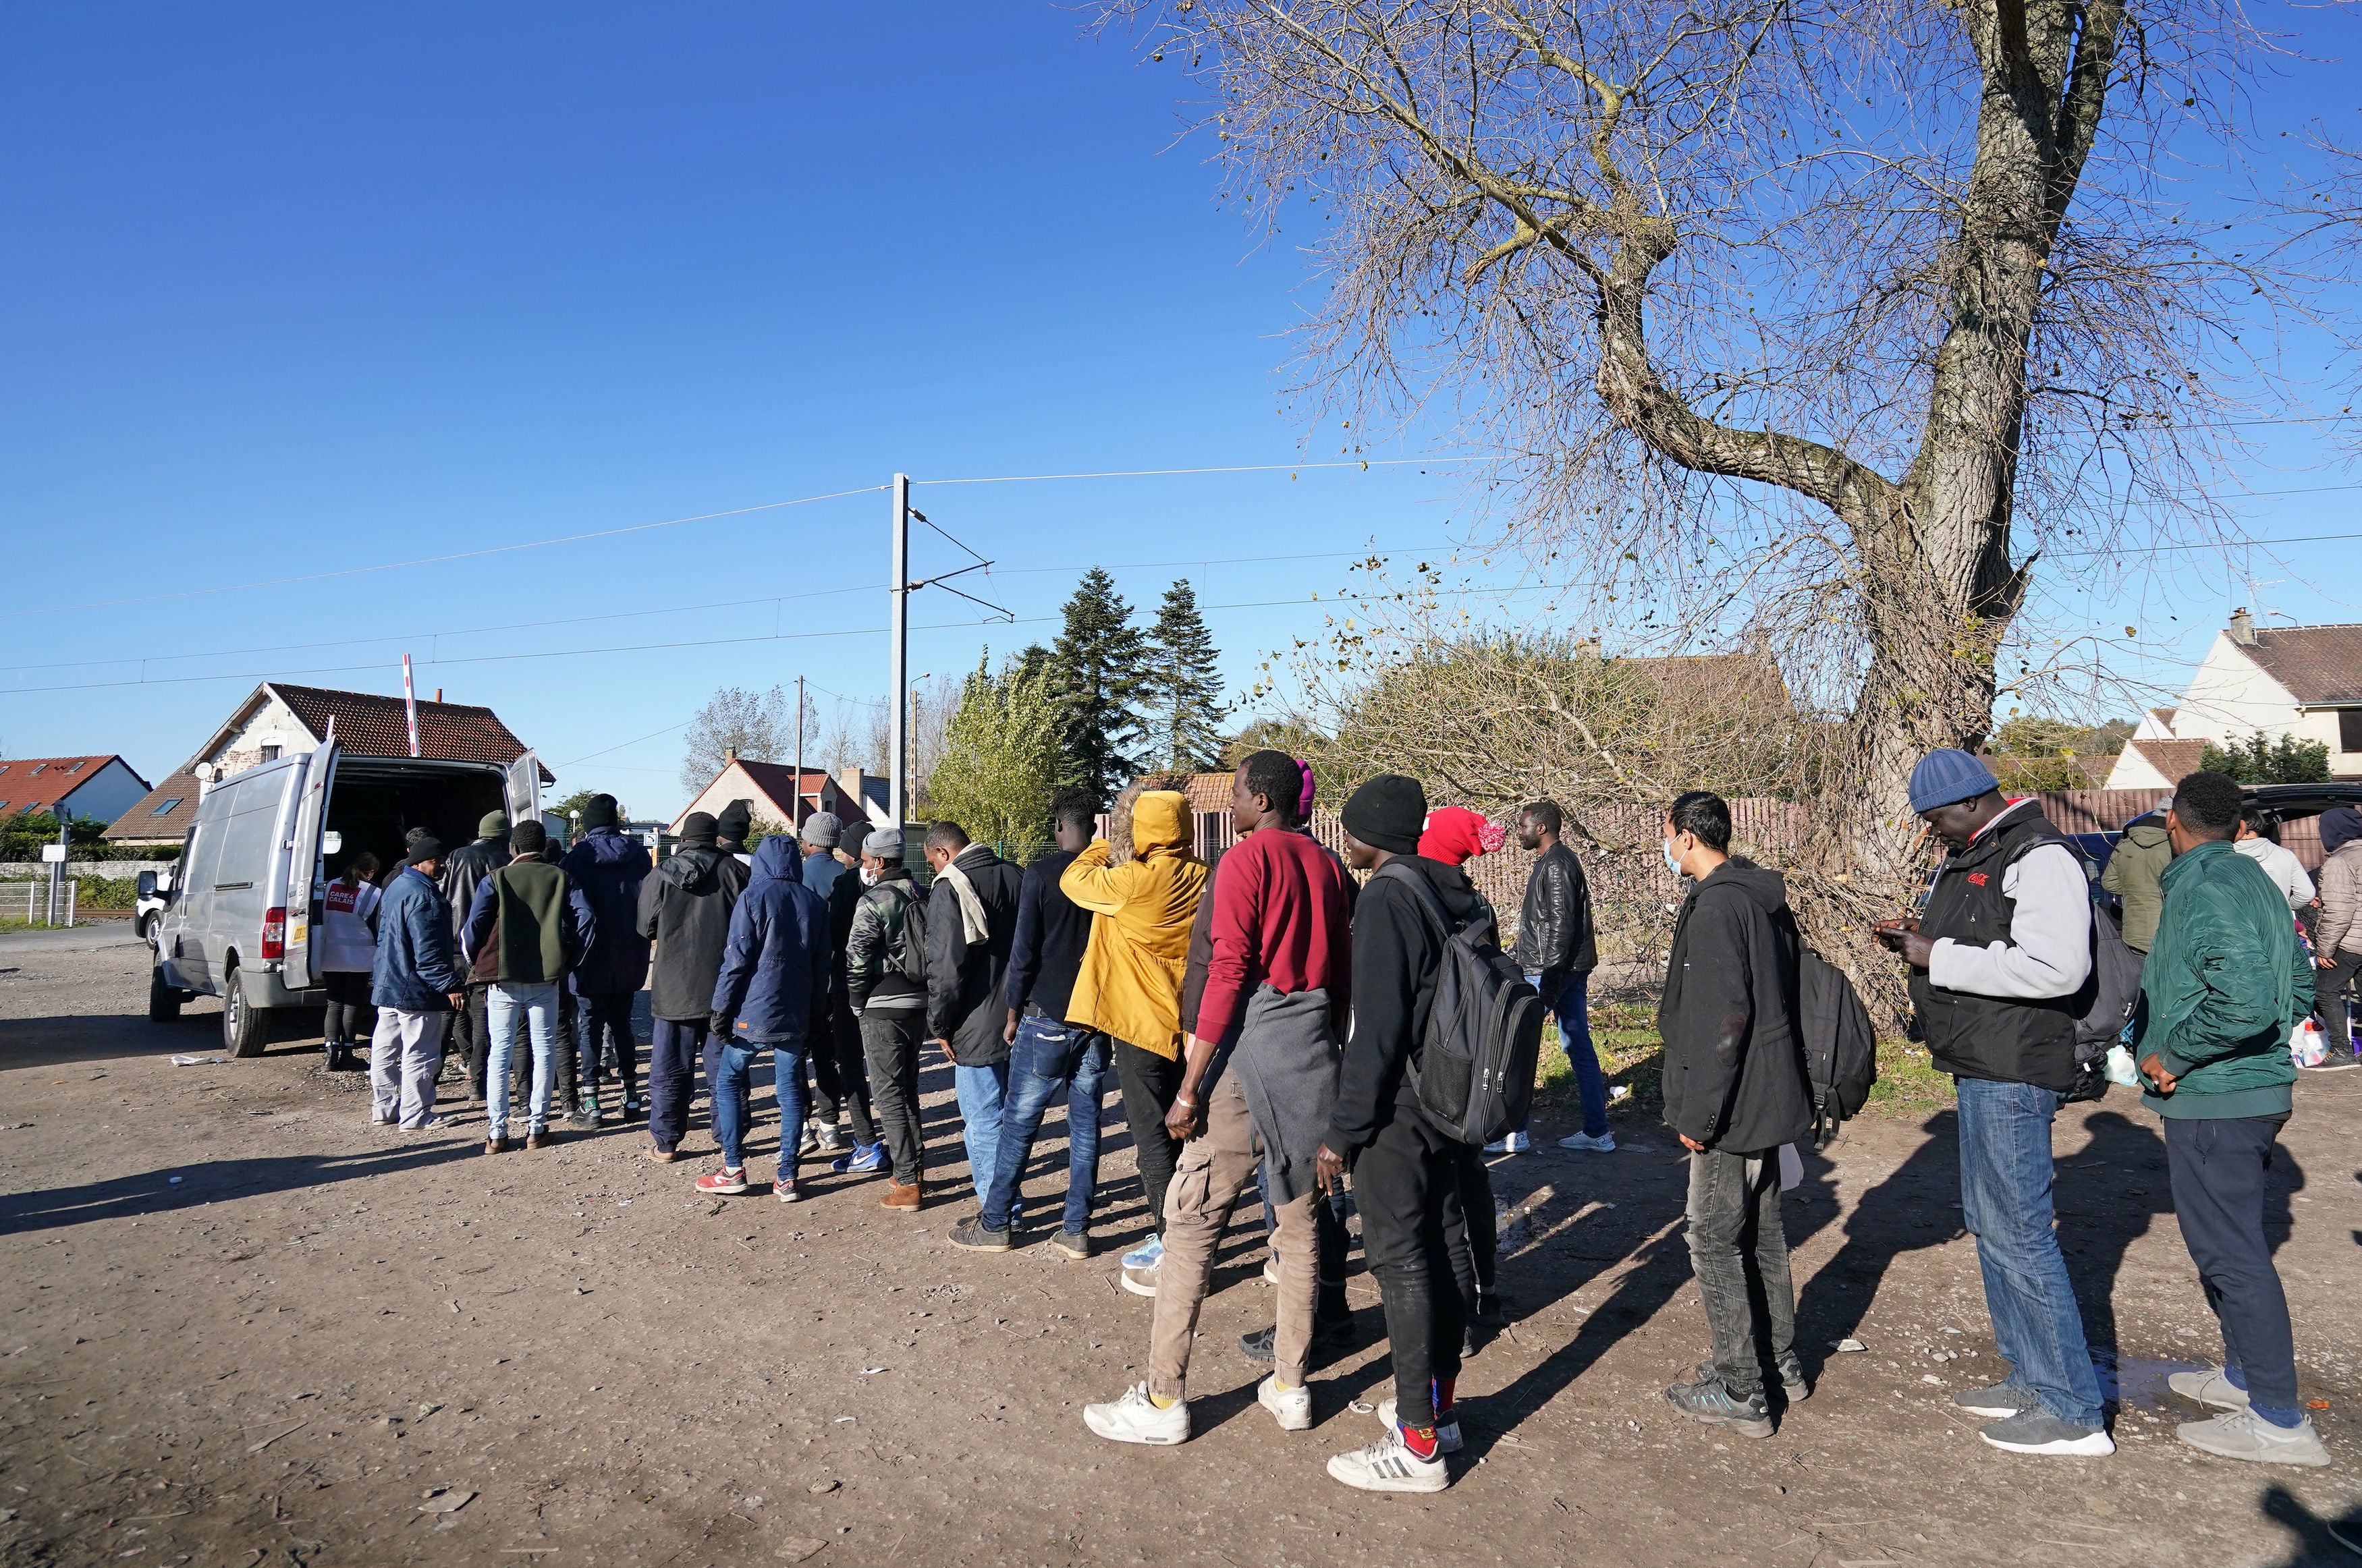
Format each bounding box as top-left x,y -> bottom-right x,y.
1798,947 -> 1877,1147
2063,895 -> 2142,1103
1374,861 -> 1547,1146
888,883 -> 929,986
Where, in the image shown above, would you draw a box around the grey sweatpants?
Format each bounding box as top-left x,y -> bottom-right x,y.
370,1008 -> 449,1129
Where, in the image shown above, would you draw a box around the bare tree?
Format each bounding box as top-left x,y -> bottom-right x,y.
1108,0 -> 2284,919
681,685 -> 791,793
862,675 -> 960,817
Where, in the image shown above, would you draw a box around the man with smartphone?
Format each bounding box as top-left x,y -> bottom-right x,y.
1877,748 -> 2110,1458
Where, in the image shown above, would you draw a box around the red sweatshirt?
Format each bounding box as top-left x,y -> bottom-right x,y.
1194,824 -> 1355,1043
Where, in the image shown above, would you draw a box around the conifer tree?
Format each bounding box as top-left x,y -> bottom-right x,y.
1047,567 -> 1147,799
1147,580 -> 1227,772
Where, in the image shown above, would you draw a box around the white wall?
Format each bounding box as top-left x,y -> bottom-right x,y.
2172,632 -> 2361,773
211,692 -> 317,779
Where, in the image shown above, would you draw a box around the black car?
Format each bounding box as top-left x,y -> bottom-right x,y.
2072,781 -> 2362,877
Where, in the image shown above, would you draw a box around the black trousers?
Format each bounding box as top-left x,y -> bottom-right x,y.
1354,1109 -> 1465,1427
321,971 -> 373,1046
859,1009 -> 925,1183
2164,1115 -> 2300,1418
2313,948 -> 2362,1053
817,993 -> 875,1146
1115,1038 -> 1184,1236
648,1017 -> 707,1154
575,990 -> 638,1106
1441,1139 -> 1499,1310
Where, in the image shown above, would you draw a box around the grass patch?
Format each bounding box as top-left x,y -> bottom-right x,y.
1522,999 -> 1956,1121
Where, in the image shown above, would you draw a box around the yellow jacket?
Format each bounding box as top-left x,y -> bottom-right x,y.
1058,791 -> 1207,1059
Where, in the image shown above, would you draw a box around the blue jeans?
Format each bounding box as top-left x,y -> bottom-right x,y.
1525,970 -> 1605,1137
709,1035 -> 808,1175
486,980 -> 561,1137
1956,1077 -> 2104,1427
983,1015 -> 1109,1233
954,1061 -> 1010,1208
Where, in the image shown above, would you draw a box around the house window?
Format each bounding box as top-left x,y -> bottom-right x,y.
2341,710 -> 2362,754
0,802 -> 9,812
28,763 -> 45,775
63,762 -> 82,773
260,746 -> 281,762
151,798 -> 184,816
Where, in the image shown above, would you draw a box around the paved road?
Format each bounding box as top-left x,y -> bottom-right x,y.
0,923 -> 144,957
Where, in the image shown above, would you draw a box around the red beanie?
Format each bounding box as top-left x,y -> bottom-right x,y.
1419,806 -> 1504,866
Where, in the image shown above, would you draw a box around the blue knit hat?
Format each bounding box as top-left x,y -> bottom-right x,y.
1908,748 -> 2001,814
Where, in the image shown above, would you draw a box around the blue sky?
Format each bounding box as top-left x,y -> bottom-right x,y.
2,3 -> 2357,812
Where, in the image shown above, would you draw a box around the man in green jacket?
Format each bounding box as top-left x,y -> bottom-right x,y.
2136,771 -> 2328,1467
2102,804 -> 2172,953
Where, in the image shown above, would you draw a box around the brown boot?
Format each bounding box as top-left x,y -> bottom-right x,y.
880,1179 -> 922,1211
484,1137 -> 510,1155
526,1129 -> 558,1151
644,1146 -> 678,1163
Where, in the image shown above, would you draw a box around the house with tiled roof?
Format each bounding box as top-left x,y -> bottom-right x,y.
2106,611 -> 2362,788
0,755 -> 152,827
105,682 -> 547,847
671,758 -> 891,837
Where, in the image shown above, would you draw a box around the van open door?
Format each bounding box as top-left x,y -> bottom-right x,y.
505,750 -> 543,836
280,734 -> 341,990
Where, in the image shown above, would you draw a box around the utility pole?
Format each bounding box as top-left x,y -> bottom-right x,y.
793,673 -> 806,831
888,473 -> 910,824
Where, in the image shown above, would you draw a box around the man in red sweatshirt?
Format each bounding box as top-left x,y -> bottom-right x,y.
1082,750 -> 1354,1447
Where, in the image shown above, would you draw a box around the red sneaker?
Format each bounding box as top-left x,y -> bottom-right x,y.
695,1167 -> 748,1195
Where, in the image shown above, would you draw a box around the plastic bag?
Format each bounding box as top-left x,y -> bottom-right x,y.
2290,1018 -> 2330,1069
2104,1044 -> 2142,1088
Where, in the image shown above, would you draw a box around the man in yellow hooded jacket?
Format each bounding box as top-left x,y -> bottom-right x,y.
1058,789 -> 1208,1292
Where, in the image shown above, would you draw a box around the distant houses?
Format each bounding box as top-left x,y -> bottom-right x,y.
0,755 -> 151,827
671,758 -> 891,837
2106,611 -> 2362,788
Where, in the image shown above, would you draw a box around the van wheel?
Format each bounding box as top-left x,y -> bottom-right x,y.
222,968 -> 269,1058
148,966 -> 182,1022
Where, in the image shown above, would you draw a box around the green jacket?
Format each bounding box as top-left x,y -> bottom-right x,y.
2138,839 -> 2306,1120
2102,818 -> 2172,953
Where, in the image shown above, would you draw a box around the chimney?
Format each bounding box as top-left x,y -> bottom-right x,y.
2229,607 -> 2257,646
433,688 -> 443,703
840,766 -> 865,800
725,747 -> 737,764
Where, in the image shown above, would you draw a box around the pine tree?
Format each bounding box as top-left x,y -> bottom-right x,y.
1046,567 -> 1147,799
1147,580 -> 1227,771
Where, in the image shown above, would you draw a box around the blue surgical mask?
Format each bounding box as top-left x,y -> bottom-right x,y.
1663,835 -> 1684,875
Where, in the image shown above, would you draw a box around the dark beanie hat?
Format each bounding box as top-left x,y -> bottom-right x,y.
510,820 -> 548,855
477,808 -> 510,840
406,836 -> 446,866
2322,806 -> 2362,857
715,800 -> 752,842
679,811 -> 718,845
1342,774 -> 1427,856
580,793 -> 620,829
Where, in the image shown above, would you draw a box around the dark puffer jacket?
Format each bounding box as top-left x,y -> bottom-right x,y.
439,834 -> 509,939
1657,859 -> 1812,1154
559,826 -> 653,996
636,841 -> 750,1021
925,844 -> 1023,1065
371,865 -> 464,1013
711,836 -> 832,1044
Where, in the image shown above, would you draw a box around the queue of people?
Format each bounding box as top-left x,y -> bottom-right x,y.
348,750 -> 2336,1486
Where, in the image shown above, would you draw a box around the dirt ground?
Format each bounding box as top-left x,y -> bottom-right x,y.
3,929 -> 2360,1568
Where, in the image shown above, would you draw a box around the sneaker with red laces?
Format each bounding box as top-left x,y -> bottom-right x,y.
775,1175 -> 801,1203
696,1167 -> 748,1195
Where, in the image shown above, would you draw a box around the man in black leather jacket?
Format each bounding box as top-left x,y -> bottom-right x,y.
440,810 -> 510,1101
1509,800 -> 1609,1152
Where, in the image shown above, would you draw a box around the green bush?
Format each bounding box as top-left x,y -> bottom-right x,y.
2201,731 -> 2331,784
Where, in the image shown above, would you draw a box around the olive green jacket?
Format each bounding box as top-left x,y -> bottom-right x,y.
2101,819 -> 2172,953
2137,839 -> 2307,1121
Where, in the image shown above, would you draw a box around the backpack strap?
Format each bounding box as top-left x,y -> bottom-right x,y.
1375,858 -> 1456,936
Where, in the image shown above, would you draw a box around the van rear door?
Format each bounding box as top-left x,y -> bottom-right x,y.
281,736 -> 341,990
505,750 -> 543,831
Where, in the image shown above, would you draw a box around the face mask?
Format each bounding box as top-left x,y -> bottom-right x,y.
858,868 -> 878,886
1663,835 -> 1684,876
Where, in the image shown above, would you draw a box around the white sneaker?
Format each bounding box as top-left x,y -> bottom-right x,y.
2166,1367 -> 2251,1411
1559,1130 -> 1616,1152
1377,1396 -> 1462,1453
1504,1129 -> 1531,1152
1084,1382 -> 1189,1446
1326,1428 -> 1449,1492
1259,1375 -> 1312,1432
2175,1409 -> 2331,1467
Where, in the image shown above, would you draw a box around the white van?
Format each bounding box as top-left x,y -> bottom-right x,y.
144,731 -> 541,1057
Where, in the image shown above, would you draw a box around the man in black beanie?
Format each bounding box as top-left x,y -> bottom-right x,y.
636,810 -> 749,1160
441,809 -> 511,1102
1317,773 -> 1466,1493
716,800 -> 754,865
561,793 -> 653,1125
